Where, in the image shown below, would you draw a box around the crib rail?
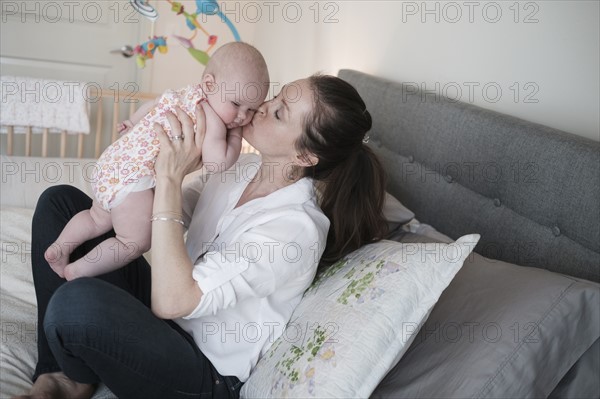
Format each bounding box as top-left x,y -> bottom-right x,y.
2,90 -> 156,159
2,89 -> 258,159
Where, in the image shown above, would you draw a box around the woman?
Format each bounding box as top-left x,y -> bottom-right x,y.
17,75 -> 387,399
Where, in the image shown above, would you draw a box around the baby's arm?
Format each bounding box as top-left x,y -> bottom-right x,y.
117,98 -> 159,134
224,128 -> 243,169
201,103 -> 242,172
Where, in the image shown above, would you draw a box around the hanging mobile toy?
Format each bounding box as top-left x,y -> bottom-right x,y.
173,34 -> 217,65
134,36 -> 168,68
169,1 -> 212,36
168,0 -> 239,66
194,0 -> 241,42
129,0 -> 158,21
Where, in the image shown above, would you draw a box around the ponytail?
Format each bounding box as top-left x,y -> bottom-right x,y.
297,75 -> 388,268
318,145 -> 387,265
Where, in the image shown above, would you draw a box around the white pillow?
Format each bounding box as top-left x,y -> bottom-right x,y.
241,234 -> 480,398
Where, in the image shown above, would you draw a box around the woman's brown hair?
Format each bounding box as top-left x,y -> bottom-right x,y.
296,74 -> 387,267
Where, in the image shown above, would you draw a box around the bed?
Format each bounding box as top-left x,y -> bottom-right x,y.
1,70 -> 598,398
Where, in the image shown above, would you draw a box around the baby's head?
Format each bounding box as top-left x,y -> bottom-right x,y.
201,42 -> 269,129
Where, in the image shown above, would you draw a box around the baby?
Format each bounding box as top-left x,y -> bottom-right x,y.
45,42 -> 269,280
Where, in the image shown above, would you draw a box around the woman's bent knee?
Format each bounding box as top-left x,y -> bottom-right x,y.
34,185 -> 91,222
45,278 -> 110,323
44,278 -> 148,354
44,279 -> 99,341
37,185 -> 81,207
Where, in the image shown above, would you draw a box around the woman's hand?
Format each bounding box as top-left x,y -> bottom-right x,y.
154,103 -> 208,182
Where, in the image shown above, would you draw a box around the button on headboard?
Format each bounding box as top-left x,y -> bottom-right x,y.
339,69 -> 600,282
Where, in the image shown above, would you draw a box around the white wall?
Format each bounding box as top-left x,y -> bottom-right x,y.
143,1 -> 599,141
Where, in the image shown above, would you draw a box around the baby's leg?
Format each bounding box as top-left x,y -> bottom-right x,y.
64,189 -> 154,280
45,201 -> 112,278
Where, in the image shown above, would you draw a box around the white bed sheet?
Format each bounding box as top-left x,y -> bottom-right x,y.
0,154 -> 117,397
0,206 -> 116,398
1,207 -> 37,396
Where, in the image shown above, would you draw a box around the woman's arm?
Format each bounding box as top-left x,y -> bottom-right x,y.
150,105 -> 207,319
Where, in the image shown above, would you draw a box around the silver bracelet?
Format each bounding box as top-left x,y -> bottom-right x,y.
150,216 -> 185,226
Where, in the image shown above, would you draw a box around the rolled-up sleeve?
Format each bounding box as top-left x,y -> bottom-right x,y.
183,256 -> 251,318
182,210 -> 325,319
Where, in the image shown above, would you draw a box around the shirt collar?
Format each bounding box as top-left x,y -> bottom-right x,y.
232,177 -> 317,215
223,154 -> 318,214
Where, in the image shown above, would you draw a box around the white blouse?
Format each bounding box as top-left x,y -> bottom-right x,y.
174,154 -> 330,381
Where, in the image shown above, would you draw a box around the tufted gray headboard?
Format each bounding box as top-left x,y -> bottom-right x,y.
339,69 -> 600,282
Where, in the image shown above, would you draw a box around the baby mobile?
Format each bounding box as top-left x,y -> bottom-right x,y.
129,0 -> 241,68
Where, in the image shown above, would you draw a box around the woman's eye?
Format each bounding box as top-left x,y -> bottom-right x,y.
275,110 -> 280,120
232,101 -> 240,107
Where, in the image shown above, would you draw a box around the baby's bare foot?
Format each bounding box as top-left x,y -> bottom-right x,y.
63,264 -> 84,281
12,372 -> 94,399
44,243 -> 68,278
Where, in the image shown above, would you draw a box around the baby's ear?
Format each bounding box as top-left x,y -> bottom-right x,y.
202,73 -> 216,94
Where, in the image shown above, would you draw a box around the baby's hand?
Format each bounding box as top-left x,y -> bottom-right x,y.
117,119 -> 134,135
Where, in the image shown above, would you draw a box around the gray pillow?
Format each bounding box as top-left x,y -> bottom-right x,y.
372,233 -> 600,399
548,338 -> 599,399
383,192 -> 414,231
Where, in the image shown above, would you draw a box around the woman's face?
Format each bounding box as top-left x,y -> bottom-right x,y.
242,79 -> 314,162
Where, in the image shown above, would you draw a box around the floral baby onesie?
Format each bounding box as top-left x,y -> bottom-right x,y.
92,84 -> 204,210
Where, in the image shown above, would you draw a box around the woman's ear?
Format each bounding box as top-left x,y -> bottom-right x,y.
202,74 -> 216,94
296,153 -> 319,167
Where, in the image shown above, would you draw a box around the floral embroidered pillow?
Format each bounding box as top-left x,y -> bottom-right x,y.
241,234 -> 480,398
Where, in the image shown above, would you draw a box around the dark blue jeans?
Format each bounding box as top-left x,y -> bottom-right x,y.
31,185 -> 242,398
